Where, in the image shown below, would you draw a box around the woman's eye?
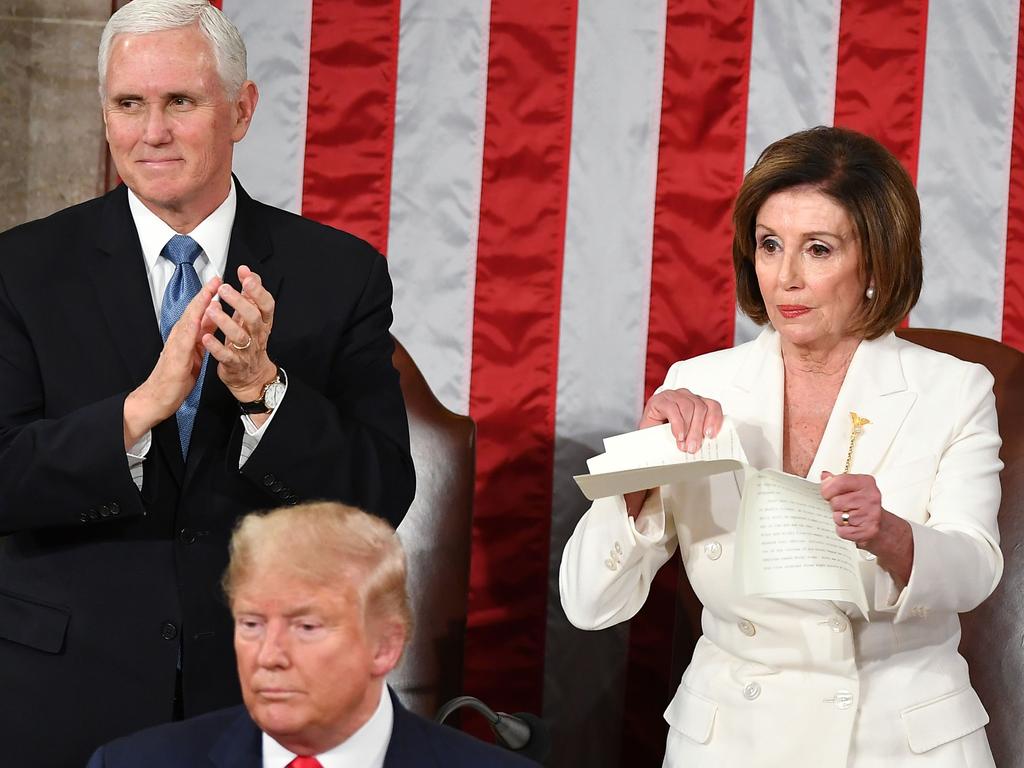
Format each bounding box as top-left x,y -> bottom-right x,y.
759,237 -> 780,254
808,243 -> 831,257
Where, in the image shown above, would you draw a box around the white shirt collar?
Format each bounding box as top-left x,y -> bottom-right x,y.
261,686 -> 394,768
126,178 -> 236,279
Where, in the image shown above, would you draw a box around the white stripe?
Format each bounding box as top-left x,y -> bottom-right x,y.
223,0 -> 312,214
735,0 -> 842,344
912,1 -> 1019,339
543,1 -> 667,765
386,0 -> 491,414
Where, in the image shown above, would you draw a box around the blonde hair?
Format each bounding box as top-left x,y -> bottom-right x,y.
223,502 -> 412,639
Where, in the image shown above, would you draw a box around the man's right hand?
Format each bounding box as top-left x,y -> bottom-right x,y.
122,277 -> 222,449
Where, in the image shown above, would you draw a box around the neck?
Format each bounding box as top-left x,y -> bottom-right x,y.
781,335 -> 860,378
135,178 -> 232,234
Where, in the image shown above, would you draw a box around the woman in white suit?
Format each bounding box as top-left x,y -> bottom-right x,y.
560,127 -> 1002,767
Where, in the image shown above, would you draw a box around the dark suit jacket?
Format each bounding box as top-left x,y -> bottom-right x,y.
86,689 -> 539,768
0,183 -> 415,768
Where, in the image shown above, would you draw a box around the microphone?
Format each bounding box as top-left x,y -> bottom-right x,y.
435,695 -> 551,763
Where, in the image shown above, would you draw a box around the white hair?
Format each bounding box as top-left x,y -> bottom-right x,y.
98,0 -> 247,99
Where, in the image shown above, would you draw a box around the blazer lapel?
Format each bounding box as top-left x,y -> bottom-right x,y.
808,333 -> 917,480
92,186 -> 185,483
207,707 -> 263,768
729,329 -> 786,487
183,180 -> 279,486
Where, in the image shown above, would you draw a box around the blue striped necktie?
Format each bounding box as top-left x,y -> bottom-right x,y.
159,234 -> 208,457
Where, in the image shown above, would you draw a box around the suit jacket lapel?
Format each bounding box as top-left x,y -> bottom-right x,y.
807,333 -> 917,481
207,706 -> 263,768
729,330 -> 785,491
92,185 -> 185,483
184,180 -> 280,485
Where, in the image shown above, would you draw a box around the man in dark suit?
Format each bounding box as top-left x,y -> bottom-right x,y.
87,502 -> 536,768
0,2 -> 414,765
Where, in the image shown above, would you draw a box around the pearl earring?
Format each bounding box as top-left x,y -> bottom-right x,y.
865,286 -> 876,300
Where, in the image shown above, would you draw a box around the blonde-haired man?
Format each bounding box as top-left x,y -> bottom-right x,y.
87,503 -> 536,767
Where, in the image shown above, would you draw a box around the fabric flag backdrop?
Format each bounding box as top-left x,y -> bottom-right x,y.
210,0 -> 1024,764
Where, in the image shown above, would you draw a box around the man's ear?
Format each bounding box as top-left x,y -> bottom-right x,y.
369,621 -> 406,678
231,80 -> 259,143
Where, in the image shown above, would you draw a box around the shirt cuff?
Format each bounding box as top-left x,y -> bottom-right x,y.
238,375 -> 288,467
126,431 -> 151,491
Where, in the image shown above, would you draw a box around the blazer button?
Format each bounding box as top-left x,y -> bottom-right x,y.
110,502 -> 120,516
604,558 -> 619,571
703,540 -> 722,561
79,512 -> 89,523
742,682 -> 761,700
88,509 -> 100,521
272,481 -> 284,493
178,528 -> 197,545
826,615 -> 848,633
160,622 -> 178,641
737,619 -> 756,637
99,505 -> 111,518
263,473 -> 276,487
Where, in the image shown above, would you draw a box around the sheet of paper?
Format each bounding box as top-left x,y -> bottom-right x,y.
736,469 -> 868,618
574,420 -> 748,500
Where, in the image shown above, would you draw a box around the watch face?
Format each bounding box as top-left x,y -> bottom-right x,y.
264,382 -> 284,411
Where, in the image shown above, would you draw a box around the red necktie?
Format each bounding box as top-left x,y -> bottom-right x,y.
287,757 -> 323,768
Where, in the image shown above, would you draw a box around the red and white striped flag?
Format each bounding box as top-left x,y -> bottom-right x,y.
216,0 -> 1023,764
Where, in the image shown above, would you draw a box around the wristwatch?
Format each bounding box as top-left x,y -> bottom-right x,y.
237,367 -> 287,414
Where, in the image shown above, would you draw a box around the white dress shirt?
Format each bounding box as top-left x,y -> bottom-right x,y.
261,686 -> 394,768
124,181 -> 286,486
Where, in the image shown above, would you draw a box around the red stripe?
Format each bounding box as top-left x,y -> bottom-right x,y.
209,0 -> 222,9
833,0 -> 928,181
464,0 -> 578,721
624,2 -> 754,764
833,0 -> 927,329
1003,6 -> 1024,351
300,0 -> 400,254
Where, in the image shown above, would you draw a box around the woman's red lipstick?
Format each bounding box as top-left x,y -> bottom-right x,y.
778,305 -> 811,318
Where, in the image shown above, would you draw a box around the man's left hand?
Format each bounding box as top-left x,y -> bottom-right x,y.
203,264 -> 278,403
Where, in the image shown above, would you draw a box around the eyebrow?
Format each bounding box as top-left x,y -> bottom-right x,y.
754,224 -> 846,240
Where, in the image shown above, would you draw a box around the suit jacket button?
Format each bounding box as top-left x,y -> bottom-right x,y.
742,681 -> 761,700
178,528 -> 197,545
738,619 -> 756,637
79,512 -> 89,523
271,481 -> 284,493
263,473 -> 276,487
110,502 -> 120,516
704,540 -> 722,561
99,505 -> 111,518
88,509 -> 100,521
160,622 -> 178,641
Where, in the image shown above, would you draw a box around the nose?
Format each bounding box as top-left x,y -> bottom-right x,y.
142,105 -> 172,146
256,622 -> 290,669
777,247 -> 804,290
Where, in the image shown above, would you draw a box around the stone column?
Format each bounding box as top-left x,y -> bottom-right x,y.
0,1 -> 111,232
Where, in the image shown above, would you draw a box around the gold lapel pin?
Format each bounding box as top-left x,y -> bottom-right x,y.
842,411 -> 871,474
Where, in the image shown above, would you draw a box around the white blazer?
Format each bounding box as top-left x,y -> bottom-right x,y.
560,329 -> 1003,768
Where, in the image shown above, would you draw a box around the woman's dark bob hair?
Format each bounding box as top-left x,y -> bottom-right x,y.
733,126 -> 922,340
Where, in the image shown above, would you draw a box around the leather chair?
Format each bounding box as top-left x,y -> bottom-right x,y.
387,337 -> 476,720
669,328 -> 1023,764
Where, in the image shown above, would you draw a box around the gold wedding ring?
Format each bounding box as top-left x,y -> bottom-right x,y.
230,335 -> 253,351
